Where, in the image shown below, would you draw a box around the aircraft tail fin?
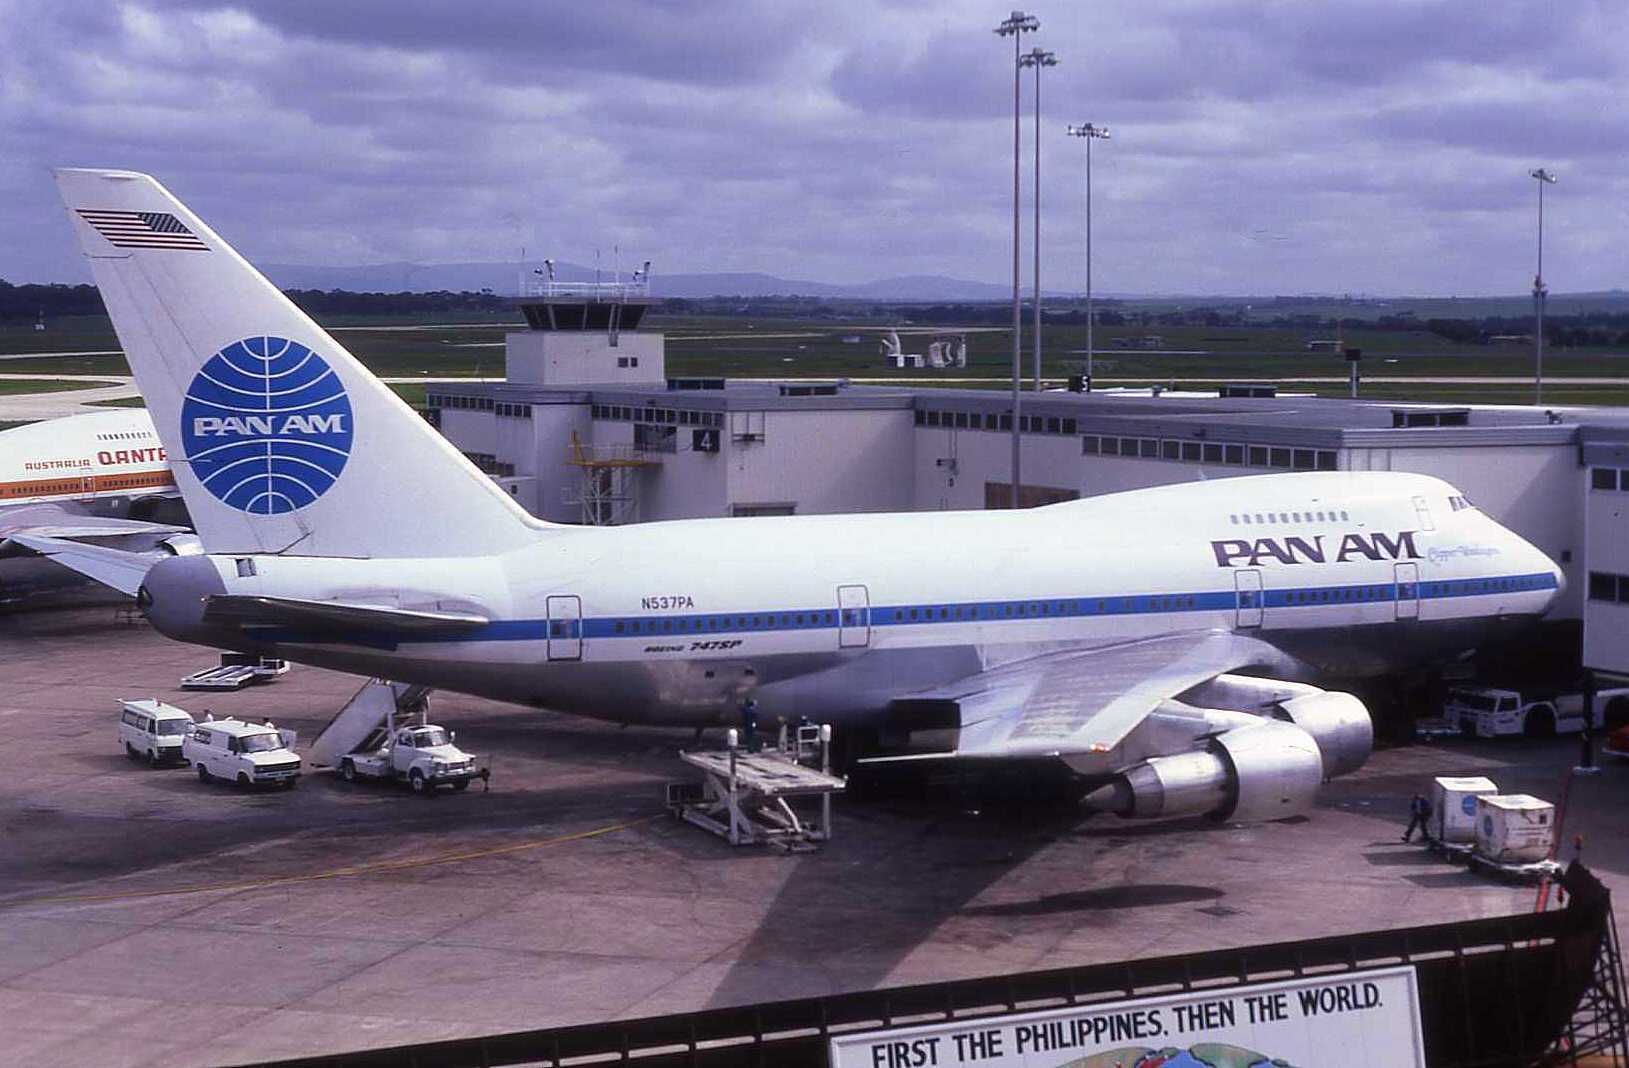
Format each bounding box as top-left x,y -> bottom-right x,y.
53,168 -> 544,558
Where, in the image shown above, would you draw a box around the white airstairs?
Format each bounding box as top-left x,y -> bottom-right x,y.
308,678 -> 433,769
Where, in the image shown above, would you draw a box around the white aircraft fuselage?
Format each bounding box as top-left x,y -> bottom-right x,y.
52,167 -> 1564,812
144,470 -> 1562,730
0,410 -> 182,601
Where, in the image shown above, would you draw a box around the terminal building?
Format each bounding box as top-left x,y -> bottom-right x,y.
428,281 -> 1629,679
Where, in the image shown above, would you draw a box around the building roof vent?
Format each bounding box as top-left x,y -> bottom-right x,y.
1391,408 -> 1470,428
1219,383 -> 1277,398
666,377 -> 726,391
778,383 -> 841,397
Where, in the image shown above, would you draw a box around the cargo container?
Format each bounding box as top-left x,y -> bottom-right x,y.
1432,775 -> 1499,844
1473,794 -> 1555,864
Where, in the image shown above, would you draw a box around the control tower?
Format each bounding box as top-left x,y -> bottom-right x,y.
505,264 -> 664,386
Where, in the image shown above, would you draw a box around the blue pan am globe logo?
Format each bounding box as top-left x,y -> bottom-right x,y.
179,336 -> 354,515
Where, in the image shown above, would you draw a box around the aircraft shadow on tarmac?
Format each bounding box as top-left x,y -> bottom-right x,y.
699,773 -> 1248,1011
959,883 -> 1226,916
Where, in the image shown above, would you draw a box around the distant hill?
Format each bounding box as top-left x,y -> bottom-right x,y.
258,260 -> 1058,301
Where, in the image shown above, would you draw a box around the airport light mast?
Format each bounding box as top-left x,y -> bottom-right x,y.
1066,122 -> 1109,392
1021,48 -> 1057,394
996,9 -> 1039,506
1530,167 -> 1557,406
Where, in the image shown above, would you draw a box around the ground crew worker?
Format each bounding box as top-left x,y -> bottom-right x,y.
1579,720 -> 1598,773
1403,793 -> 1432,842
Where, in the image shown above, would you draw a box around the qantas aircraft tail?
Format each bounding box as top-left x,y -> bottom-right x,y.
53,168 -> 545,558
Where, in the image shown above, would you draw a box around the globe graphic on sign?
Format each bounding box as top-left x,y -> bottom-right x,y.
179,336 -> 354,515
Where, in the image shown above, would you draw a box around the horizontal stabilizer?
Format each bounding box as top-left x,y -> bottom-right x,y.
6,533 -> 153,596
0,502 -> 187,542
203,594 -> 489,635
12,520 -> 187,540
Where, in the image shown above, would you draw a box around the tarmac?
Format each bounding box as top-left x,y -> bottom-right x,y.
2,599 -> 1626,1067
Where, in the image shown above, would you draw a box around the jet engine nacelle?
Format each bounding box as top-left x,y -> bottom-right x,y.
1085,719 -> 1324,823
1271,691 -> 1372,779
161,534 -> 205,557
1179,673 -> 1373,781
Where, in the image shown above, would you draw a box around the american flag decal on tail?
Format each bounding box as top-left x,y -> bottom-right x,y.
76,210 -> 209,251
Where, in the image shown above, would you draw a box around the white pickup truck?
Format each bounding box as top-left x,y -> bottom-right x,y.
338,724 -> 481,795
1444,685 -> 1629,738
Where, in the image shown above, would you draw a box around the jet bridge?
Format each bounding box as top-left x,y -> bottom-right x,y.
667,724 -> 844,851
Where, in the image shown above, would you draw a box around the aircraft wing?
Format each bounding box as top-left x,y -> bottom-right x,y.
203,595 -> 490,636
5,532 -> 156,596
878,630 -> 1301,767
0,503 -> 187,544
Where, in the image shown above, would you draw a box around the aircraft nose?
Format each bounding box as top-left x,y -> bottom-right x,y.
1526,539 -> 1566,606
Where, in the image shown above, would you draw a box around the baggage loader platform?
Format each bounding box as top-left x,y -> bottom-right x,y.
668,724 -> 844,851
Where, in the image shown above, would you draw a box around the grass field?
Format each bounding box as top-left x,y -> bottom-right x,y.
0,378 -> 118,395
7,313 -> 1629,408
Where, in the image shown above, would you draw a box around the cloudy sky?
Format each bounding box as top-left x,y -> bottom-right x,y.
3,0 -> 1625,295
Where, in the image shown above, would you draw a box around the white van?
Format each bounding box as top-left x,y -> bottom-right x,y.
182,716 -> 301,788
118,699 -> 195,765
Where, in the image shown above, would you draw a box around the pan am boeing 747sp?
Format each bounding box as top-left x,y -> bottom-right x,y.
43,168 -> 1564,822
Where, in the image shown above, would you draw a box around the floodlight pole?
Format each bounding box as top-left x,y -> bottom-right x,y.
1021,49 -> 1057,393
996,10 -> 1038,507
1530,168 -> 1557,406
1067,122 -> 1109,392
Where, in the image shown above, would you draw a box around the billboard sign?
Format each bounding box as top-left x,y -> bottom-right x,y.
829,965 -> 1424,1068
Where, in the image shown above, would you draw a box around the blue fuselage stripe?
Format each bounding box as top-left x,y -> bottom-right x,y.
250,570 -> 1556,647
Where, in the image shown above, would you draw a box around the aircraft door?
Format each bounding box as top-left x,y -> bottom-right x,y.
1394,563 -> 1420,620
837,584 -> 870,648
1234,570 -> 1264,628
546,595 -> 583,661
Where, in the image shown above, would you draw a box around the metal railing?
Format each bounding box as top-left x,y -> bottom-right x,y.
521,276 -> 651,300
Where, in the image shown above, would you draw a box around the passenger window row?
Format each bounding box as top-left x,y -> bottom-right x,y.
1283,586 -> 1390,605
611,611 -> 840,635
1084,436 -> 1337,472
591,404 -> 725,428
915,410 -> 1078,435
1230,509 -> 1352,525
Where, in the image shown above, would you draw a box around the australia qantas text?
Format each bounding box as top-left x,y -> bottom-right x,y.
0,408 -> 193,602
